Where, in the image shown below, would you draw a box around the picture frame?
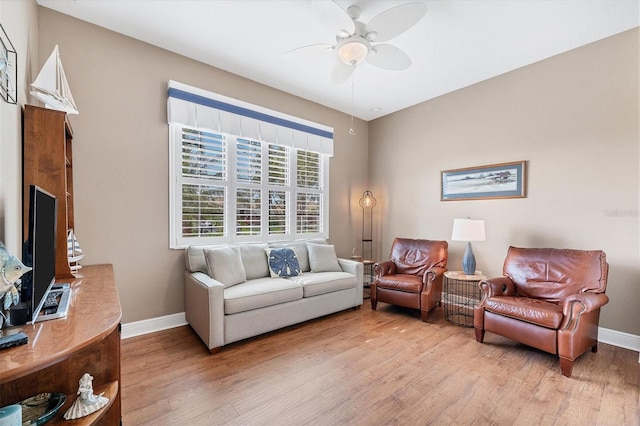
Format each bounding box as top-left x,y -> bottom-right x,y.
0,23 -> 17,104
441,160 -> 526,201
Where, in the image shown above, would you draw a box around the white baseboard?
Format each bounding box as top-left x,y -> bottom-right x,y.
121,312 -> 187,339
121,314 -> 640,360
598,327 -> 640,362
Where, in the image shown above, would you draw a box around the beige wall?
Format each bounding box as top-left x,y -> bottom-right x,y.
0,0 -> 38,255
370,28 -> 639,335
35,8 -> 368,323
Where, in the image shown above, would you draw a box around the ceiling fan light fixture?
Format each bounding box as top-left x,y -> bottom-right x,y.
337,38 -> 369,65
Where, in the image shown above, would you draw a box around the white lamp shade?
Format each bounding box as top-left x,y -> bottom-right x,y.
451,218 -> 486,242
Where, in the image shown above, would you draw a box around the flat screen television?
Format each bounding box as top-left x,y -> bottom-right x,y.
23,185 -> 70,323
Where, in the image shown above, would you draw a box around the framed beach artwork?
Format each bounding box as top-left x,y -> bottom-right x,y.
441,161 -> 526,201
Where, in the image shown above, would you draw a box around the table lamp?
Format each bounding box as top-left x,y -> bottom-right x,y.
451,218 -> 486,275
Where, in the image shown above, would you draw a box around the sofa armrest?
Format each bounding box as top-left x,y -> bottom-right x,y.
420,267 -> 446,311
374,260 -> 396,278
478,277 -> 516,301
559,292 -> 610,332
184,271 -> 225,351
338,258 -> 364,303
338,258 -> 363,283
423,266 -> 446,284
563,292 -> 609,314
474,276 -> 515,331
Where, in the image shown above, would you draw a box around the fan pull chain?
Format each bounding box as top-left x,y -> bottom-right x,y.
349,70 -> 356,136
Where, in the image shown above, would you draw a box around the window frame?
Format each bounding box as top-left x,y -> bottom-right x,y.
169,124 -> 329,249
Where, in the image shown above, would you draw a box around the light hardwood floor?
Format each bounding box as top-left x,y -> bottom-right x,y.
121,301 -> 639,425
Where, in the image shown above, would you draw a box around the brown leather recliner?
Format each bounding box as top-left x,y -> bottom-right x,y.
371,238 -> 448,322
474,246 -> 609,377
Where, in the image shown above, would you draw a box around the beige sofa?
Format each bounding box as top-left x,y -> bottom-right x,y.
184,240 -> 363,352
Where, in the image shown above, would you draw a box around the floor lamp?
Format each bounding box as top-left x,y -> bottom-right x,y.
359,191 -> 376,261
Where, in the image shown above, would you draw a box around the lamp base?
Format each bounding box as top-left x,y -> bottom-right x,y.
462,242 -> 476,275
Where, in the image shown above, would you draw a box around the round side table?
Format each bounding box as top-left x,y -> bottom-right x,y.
443,271 -> 487,327
361,259 -> 375,299
351,257 -> 375,299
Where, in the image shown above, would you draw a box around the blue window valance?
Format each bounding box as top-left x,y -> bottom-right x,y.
167,80 -> 334,156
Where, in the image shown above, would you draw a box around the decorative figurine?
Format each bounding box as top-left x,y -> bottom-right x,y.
0,242 -> 31,327
63,373 -> 109,420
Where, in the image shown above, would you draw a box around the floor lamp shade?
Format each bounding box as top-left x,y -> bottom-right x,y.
451,218 -> 486,275
359,191 -> 376,209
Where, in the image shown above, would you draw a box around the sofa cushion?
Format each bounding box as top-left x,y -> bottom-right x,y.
292,241 -> 311,273
204,246 -> 246,288
265,248 -> 302,278
307,243 -> 342,273
223,278 -> 303,314
288,271 -> 357,297
185,244 -> 223,274
239,243 -> 269,280
389,238 -> 448,275
270,238 -> 328,272
503,247 -> 607,302
484,296 -> 564,329
376,274 -> 423,293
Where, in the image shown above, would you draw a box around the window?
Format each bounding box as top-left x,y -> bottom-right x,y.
179,129 -> 226,239
170,126 -> 329,248
296,150 -> 322,234
268,144 -> 290,236
167,81 -> 333,248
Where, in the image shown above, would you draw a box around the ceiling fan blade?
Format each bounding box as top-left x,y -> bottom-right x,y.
367,44 -> 412,70
366,2 -> 427,42
331,60 -> 355,84
311,0 -> 355,37
284,44 -> 334,60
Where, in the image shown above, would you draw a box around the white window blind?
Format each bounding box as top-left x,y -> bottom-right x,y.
296,151 -> 323,234
268,144 -> 290,236
297,193 -> 322,234
236,187 -> 261,236
268,144 -> 288,186
269,190 -> 289,235
179,129 -> 227,240
236,138 -> 261,183
182,128 -> 226,180
182,183 -> 225,238
297,150 -> 321,189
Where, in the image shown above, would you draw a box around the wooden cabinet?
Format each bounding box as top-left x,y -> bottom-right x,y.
23,104 -> 75,280
0,264 -> 122,425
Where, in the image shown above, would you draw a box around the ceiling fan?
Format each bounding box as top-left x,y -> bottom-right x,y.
287,1 -> 427,84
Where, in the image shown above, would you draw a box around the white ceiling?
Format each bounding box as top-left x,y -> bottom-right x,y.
37,0 -> 639,121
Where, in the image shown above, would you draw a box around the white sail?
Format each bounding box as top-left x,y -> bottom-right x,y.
30,45 -> 79,114
67,230 -> 85,272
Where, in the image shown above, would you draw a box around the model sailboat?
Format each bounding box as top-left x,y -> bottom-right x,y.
67,230 -> 85,272
30,45 -> 79,114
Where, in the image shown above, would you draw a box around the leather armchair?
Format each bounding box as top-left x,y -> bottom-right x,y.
371,238 -> 448,322
474,246 -> 609,377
